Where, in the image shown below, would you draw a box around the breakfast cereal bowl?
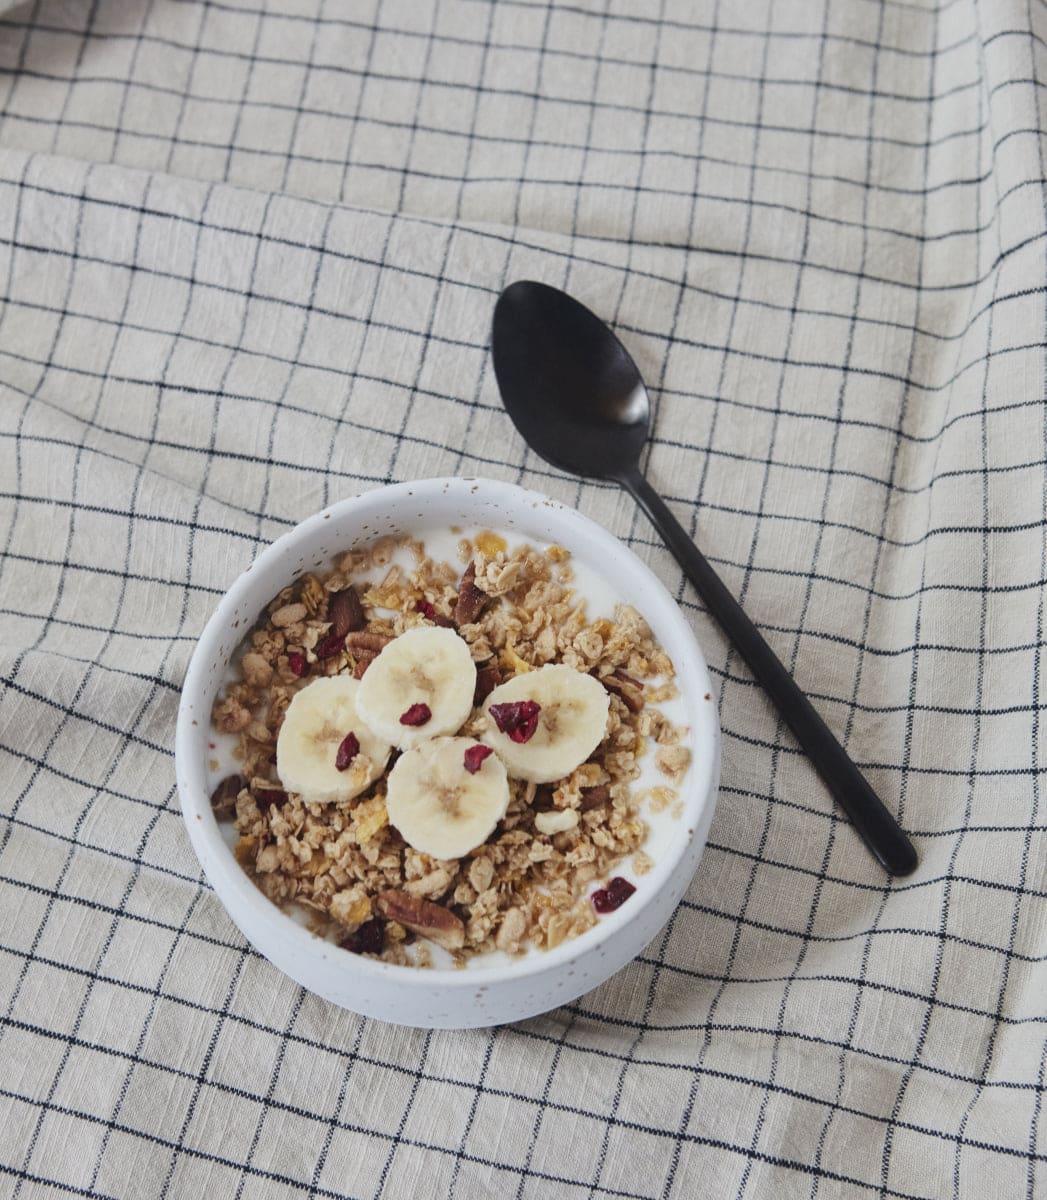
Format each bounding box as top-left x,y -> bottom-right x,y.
175,477 -> 720,1028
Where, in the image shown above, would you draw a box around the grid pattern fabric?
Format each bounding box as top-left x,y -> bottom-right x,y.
1,1 -> 1045,1197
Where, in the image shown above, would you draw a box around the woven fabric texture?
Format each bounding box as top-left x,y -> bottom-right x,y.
1,1 -> 1045,1197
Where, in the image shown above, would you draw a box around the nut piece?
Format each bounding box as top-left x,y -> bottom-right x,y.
473,661 -> 501,706
330,586 -> 366,638
346,631 -> 393,656
271,603 -> 308,628
376,889 -> 465,950
535,808 -> 580,836
579,784 -> 611,811
596,669 -> 645,713
210,774 -> 244,817
454,561 -> 491,627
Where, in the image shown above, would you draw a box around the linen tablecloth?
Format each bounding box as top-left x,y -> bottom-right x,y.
1,1 -> 1045,1196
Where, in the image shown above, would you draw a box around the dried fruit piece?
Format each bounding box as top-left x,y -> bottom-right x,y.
330,586 -> 366,637
415,599 -> 437,620
315,632 -> 345,660
489,699 -> 541,744
335,731 -> 361,771
376,889 -> 466,950
399,703 -> 432,727
591,876 -> 636,914
254,787 -> 287,812
287,652 -> 308,678
595,669 -> 645,713
463,744 -> 493,774
454,561 -> 490,627
210,774 -> 244,817
473,662 -> 501,706
475,530 -> 507,557
342,918 -> 384,956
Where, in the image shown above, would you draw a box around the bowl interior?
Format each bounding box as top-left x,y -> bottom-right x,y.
177,477 -> 719,986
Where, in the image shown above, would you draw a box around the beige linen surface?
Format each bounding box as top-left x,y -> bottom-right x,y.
1,1 -> 1046,1197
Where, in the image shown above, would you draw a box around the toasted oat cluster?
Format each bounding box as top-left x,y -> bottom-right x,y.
210,531 -> 689,966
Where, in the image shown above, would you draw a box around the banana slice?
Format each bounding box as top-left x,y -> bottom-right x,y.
356,625 -> 477,749
276,675 -> 391,803
386,736 -> 510,859
481,664 -> 610,784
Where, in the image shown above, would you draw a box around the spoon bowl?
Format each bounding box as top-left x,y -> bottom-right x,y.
493,281 -> 649,479
491,280 -> 918,876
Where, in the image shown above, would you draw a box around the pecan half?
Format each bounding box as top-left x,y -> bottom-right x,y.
473,661 -> 501,706
595,668 -> 645,713
346,630 -> 393,656
330,586 -> 366,638
210,774 -> 244,817
454,561 -> 491,627
579,784 -> 611,811
376,889 -> 465,950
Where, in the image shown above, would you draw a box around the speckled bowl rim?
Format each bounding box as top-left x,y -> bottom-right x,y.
176,477 -> 720,995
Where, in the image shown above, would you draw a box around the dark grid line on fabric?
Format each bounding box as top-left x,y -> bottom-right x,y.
7,168 -> 220,1191
5,856 -> 1046,992
0,160 -> 106,1017
0,2 -> 1045,1196
9,242 -> 1047,419
0,10 -> 1002,146
6,953 -> 1047,1110
145,182 -> 282,1200
5,171 -> 1047,351
0,4 -> 1000,67
6,464 -> 1047,620
4,1003 -> 1045,1167
223,199 -> 340,1200
741,5 -> 887,1192
878,21 -> 1004,1193
8,94 -> 1047,223
6,351 -> 1047,499
948,22 -> 1042,1194
443,10 -> 523,1196
662,7 -> 831,1189
0,1085 -> 1006,1200
582,3 -> 696,1193
1024,10 -> 1047,1196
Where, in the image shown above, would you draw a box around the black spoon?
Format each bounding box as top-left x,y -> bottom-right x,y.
491,279 -> 918,876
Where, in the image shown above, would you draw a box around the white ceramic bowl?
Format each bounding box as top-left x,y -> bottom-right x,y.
176,477 -> 720,1028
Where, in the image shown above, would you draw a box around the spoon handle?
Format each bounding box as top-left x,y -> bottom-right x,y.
621,468 -> 918,876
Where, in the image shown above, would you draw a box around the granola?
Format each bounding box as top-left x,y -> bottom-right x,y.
210,532 -> 688,966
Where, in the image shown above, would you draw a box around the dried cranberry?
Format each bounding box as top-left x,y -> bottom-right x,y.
399,703 -> 432,727
335,731 -> 360,771
254,788 -> 286,813
315,632 -> 345,660
489,699 -> 541,743
342,918 -> 384,956
287,652 -> 308,677
415,598 -> 452,627
591,876 -> 636,914
463,744 -> 493,774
